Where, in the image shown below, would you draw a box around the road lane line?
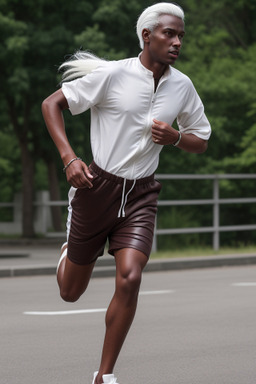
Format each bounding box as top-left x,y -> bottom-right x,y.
23,308 -> 107,316
232,282 -> 256,287
23,290 -> 174,316
139,290 -> 175,295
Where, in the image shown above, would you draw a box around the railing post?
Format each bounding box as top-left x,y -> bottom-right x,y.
13,193 -> 22,225
35,191 -> 51,235
213,177 -> 220,250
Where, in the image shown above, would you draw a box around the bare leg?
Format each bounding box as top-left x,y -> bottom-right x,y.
94,248 -> 148,384
57,243 -> 95,302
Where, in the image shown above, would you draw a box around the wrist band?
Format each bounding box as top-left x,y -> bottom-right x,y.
63,157 -> 82,173
172,131 -> 182,147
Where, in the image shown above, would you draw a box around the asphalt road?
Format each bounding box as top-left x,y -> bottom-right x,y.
1,266 -> 256,384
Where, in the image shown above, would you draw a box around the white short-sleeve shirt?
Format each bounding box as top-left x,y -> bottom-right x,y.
62,57 -> 211,179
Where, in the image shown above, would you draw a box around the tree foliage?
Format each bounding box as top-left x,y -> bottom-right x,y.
0,0 -> 255,242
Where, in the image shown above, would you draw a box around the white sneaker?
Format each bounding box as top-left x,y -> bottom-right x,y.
56,242 -> 67,273
102,374 -> 119,384
92,371 -> 119,384
92,372 -> 98,384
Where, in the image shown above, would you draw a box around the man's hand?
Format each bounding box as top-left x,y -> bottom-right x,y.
65,159 -> 93,189
152,118 -> 208,153
151,118 -> 179,145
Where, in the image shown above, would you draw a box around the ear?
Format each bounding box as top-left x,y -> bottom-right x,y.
142,28 -> 151,45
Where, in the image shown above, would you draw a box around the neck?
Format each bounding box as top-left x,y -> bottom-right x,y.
140,52 -> 168,81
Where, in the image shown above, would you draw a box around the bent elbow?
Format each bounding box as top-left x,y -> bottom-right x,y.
199,140 -> 208,154
41,97 -> 51,116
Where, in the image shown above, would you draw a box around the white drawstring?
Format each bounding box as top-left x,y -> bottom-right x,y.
118,179 -> 126,218
121,179 -> 136,217
117,179 -> 136,218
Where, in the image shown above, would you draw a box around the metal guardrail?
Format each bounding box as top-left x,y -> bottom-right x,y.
153,174 -> 256,251
0,174 -> 256,250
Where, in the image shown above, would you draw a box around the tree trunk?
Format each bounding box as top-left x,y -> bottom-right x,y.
20,141 -> 35,237
47,159 -> 63,231
7,96 -> 35,237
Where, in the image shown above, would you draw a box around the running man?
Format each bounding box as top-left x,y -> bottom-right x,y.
42,3 -> 211,383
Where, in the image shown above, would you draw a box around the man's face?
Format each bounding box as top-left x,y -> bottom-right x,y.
145,14 -> 185,66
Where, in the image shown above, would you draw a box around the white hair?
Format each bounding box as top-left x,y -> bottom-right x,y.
59,3 -> 184,81
136,2 -> 185,49
59,51 -> 107,82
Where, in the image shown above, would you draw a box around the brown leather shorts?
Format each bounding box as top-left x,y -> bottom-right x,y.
67,161 -> 161,265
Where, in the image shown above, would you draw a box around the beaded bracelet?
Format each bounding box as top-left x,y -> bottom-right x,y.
63,157 -> 82,173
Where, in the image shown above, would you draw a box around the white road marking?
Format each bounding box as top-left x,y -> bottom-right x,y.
139,289 -> 175,295
23,290 -> 174,316
23,308 -> 107,316
232,282 -> 256,287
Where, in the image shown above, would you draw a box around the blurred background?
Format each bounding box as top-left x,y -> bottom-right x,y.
0,0 -> 255,252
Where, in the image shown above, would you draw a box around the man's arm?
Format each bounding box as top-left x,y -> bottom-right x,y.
151,118 -> 208,153
41,89 -> 93,188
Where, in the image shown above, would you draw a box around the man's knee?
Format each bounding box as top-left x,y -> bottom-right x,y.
117,268 -> 142,298
58,256 -> 94,302
59,287 -> 82,303
115,248 -> 148,300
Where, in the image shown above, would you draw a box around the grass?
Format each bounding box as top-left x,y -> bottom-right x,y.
0,234 -> 255,260
151,245 -> 256,259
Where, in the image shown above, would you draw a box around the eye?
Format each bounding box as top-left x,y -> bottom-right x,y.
165,31 -> 174,37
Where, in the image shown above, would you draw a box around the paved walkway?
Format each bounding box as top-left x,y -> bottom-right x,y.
1,241 -> 256,278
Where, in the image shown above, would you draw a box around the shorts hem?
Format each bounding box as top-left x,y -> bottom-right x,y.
108,245 -> 151,258
67,253 -> 100,266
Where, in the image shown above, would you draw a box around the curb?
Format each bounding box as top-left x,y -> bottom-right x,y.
1,254 -> 256,278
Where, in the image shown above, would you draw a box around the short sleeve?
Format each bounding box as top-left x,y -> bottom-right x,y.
177,79 -> 211,140
61,65 -> 111,115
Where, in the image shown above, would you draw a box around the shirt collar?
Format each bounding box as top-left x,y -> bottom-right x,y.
137,53 -> 172,80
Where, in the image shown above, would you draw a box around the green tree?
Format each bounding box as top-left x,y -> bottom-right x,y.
1,0 -> 256,245
175,0 -> 256,174
0,0 -> 98,236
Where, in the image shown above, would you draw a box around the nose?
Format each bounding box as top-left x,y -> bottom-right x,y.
173,35 -> 182,47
